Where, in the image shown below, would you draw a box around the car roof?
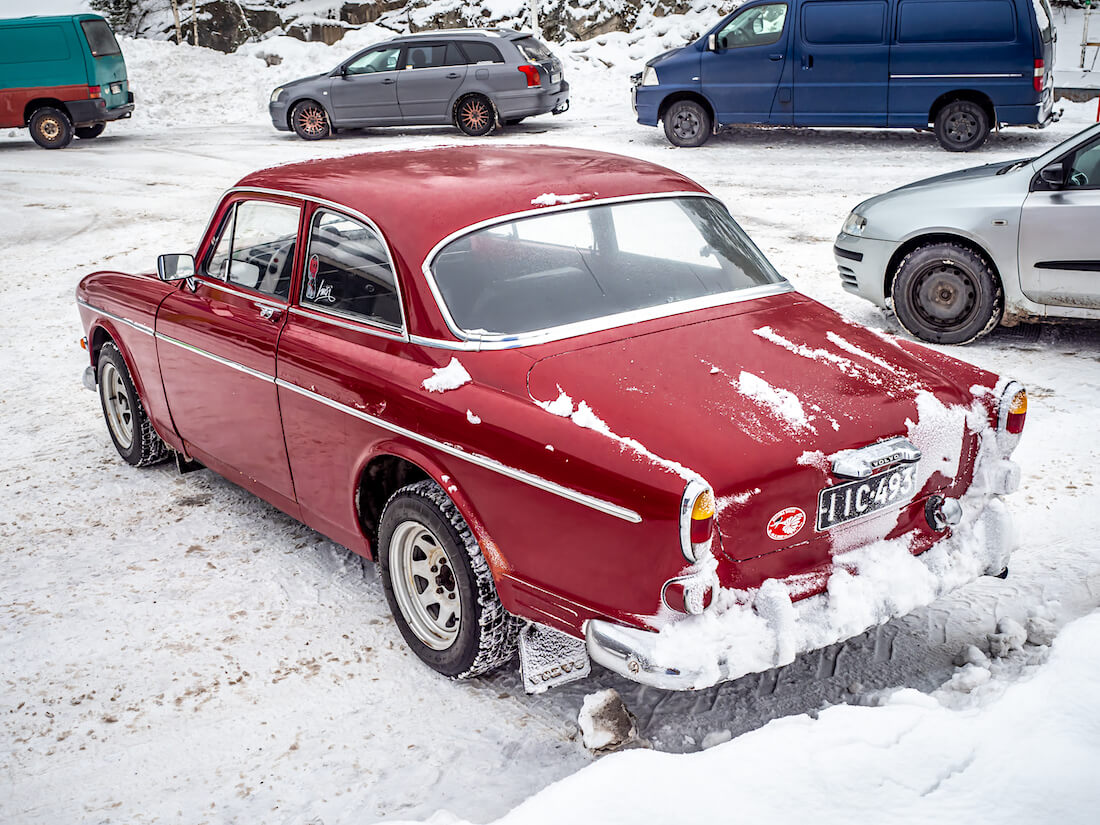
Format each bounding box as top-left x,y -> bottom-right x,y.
235,145 -> 709,269
395,28 -> 523,41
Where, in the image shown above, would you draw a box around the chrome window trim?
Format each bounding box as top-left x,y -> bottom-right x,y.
77,298 -> 154,337
155,332 -> 275,384
194,276 -> 289,310
408,334 -> 479,351
276,378 -> 642,524
289,306 -> 407,342
420,191 -> 793,348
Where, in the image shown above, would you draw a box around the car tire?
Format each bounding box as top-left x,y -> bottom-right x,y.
97,342 -> 170,466
379,479 -> 520,679
290,99 -> 331,141
891,242 -> 1002,344
663,99 -> 711,147
934,101 -> 989,152
455,94 -> 495,137
75,123 -> 106,140
29,106 -> 74,149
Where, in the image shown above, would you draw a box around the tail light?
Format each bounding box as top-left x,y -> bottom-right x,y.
89,85 -> 101,98
518,65 -> 541,87
1034,59 -> 1044,93
995,380 -> 1027,456
680,481 -> 715,562
1005,386 -> 1027,434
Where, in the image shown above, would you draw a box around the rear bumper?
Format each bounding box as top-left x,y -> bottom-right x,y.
68,94 -> 134,126
496,80 -> 570,119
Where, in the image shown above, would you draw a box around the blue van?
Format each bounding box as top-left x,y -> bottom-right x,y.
632,0 -> 1056,150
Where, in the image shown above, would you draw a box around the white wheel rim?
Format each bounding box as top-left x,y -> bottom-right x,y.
100,362 -> 134,450
390,520 -> 462,650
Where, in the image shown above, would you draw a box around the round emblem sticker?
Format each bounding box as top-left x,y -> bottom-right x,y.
767,507 -> 806,541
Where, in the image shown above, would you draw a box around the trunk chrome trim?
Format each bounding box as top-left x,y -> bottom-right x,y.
831,436 -> 921,480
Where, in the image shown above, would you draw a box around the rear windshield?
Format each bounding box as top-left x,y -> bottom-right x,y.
81,19 -> 121,57
1032,0 -> 1053,42
515,37 -> 553,61
430,197 -> 785,337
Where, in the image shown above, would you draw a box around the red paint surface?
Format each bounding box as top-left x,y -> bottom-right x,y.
0,84 -> 90,128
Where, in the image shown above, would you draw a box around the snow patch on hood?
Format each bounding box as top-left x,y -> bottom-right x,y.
422,358 -> 472,393
736,371 -> 813,432
531,192 -> 592,207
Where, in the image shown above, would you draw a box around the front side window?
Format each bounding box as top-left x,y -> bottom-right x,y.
80,19 -> 121,57
431,197 -> 785,337
1067,139 -> 1100,188
301,210 -> 401,328
717,3 -> 788,49
347,46 -> 402,75
205,200 -> 301,300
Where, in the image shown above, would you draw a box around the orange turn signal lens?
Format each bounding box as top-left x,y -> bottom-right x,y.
1008,389 -> 1027,416
691,488 -> 715,521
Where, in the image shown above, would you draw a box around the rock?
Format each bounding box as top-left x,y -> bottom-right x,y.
954,644 -> 991,668
578,688 -> 636,752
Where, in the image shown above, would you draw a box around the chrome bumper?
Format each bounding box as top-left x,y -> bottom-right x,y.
585,618 -> 728,690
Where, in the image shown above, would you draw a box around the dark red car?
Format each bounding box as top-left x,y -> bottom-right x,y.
76,147 -> 1027,692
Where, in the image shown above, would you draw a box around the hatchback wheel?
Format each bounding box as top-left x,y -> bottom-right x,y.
97,342 -> 169,466
891,242 -> 1002,344
934,100 -> 989,152
291,100 -> 331,141
663,99 -> 711,148
455,95 -> 495,137
379,480 -> 520,678
29,106 -> 74,149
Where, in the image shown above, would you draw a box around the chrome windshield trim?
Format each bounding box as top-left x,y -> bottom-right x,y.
275,378 -> 642,524
77,298 -> 154,337
419,191 -> 792,347
155,333 -> 275,384
289,306 -> 407,342
407,334 -> 479,351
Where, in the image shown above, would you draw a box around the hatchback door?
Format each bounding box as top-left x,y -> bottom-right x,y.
701,2 -> 792,124
78,17 -> 128,110
396,41 -> 467,121
329,44 -> 403,124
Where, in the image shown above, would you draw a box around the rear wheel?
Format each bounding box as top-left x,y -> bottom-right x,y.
891,242 -> 1002,344
455,95 -> 495,137
97,342 -> 169,466
76,123 -> 106,140
291,99 -> 331,141
29,106 -> 73,149
934,100 -> 989,152
663,99 -> 711,147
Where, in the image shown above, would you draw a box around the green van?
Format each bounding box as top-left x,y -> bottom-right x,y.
0,14 -> 134,149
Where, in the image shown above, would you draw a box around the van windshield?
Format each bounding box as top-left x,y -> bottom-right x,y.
1033,0 -> 1053,42
80,19 -> 121,57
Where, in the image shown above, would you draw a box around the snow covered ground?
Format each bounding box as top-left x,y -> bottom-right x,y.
1,22 -> 1100,825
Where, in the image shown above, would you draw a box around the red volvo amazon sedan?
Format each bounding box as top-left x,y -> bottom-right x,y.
76,147 -> 1027,692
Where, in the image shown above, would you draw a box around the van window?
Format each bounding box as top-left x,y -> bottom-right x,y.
717,4 -> 788,49
897,0 -> 1016,43
1032,0 -> 1053,42
80,19 -> 121,57
0,25 -> 70,63
803,2 -> 885,45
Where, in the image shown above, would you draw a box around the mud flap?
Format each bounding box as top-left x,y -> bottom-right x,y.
518,622 -> 590,694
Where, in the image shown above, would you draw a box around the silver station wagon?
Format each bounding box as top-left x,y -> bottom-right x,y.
835,122 -> 1100,344
269,28 -> 569,140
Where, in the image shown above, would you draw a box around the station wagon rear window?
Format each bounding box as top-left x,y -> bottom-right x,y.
80,19 -> 121,57
430,197 -> 785,337
515,37 -> 553,61
457,41 -> 504,64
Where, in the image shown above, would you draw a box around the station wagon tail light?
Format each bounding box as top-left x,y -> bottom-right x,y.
88,85 -> 101,98
518,65 -> 541,87
1034,60 -> 1044,92
680,480 -> 715,562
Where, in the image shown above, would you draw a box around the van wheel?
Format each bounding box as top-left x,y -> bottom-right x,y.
891,242 -> 1002,344
934,101 -> 989,152
663,100 -> 711,147
291,100 -> 331,140
76,123 -> 106,139
455,95 -> 495,136
29,107 -> 74,149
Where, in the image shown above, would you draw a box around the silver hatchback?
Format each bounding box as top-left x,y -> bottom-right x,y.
835,123 -> 1100,344
269,29 -> 569,140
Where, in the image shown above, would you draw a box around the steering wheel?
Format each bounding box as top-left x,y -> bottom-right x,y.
1070,170 -> 1089,187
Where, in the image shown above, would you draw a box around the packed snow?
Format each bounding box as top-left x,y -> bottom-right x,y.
530,192 -> 591,206
1,7 -> 1099,825
422,357 -> 472,393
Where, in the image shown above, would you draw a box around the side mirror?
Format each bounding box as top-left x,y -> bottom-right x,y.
1039,162 -> 1065,188
158,253 -> 196,282
707,33 -> 718,51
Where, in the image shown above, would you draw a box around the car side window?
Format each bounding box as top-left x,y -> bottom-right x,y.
1067,140 -> 1100,189
717,3 -> 788,49
204,201 -> 301,300
457,41 -> 504,64
302,209 -> 402,328
406,42 -> 466,69
347,46 -> 403,75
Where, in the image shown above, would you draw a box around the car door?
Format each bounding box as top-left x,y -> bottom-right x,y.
156,196 -> 303,510
396,41 -> 468,122
1018,136 -> 1100,310
329,44 -> 404,124
793,0 -> 889,126
701,2 -> 791,124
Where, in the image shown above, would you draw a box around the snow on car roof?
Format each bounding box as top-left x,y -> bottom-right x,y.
234,145 -> 708,268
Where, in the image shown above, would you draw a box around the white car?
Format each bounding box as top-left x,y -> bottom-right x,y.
835,123 -> 1100,344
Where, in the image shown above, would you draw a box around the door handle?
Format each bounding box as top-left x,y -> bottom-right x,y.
802,54 -> 814,69
381,78 -> 396,85
769,53 -> 784,61
259,306 -> 281,322
446,72 -> 460,79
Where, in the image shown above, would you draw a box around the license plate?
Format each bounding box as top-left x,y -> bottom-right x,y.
110,82 -> 123,94
816,463 -> 918,530
550,72 -> 561,84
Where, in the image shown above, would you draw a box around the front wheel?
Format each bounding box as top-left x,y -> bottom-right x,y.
455,95 -> 495,137
379,480 -> 519,678
663,99 -> 711,147
29,106 -> 74,149
76,123 -> 105,140
291,99 -> 331,141
891,242 -> 1002,344
97,342 -> 169,466
934,100 -> 989,152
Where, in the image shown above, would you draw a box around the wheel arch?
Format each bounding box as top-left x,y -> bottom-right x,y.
929,90 -> 996,127
657,90 -> 715,125
452,91 -> 499,127
884,232 -> 1004,301
23,98 -> 71,124
86,321 -> 154,405
286,96 -> 332,129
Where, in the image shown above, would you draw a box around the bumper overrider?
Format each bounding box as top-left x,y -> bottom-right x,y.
586,395 -> 1022,691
